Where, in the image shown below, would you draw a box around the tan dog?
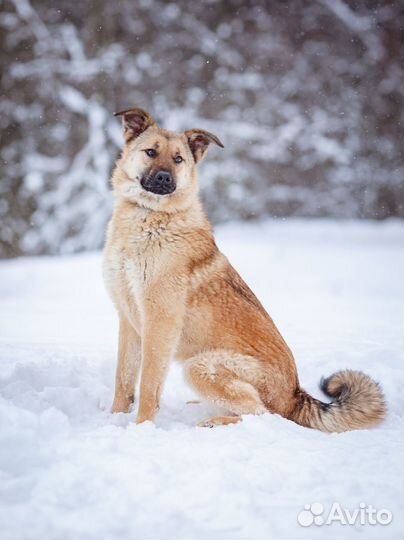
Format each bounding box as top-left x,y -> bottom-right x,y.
103,108 -> 386,431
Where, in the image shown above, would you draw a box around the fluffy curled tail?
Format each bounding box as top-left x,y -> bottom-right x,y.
288,370 -> 386,433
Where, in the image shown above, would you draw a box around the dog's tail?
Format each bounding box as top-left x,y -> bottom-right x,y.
287,370 -> 386,433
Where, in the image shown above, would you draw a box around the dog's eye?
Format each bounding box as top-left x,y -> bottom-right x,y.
174,155 -> 183,164
144,149 -> 157,158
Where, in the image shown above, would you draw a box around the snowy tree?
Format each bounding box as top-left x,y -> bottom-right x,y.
1,0 -> 403,257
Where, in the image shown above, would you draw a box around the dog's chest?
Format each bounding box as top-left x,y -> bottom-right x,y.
103,217 -> 183,319
125,224 -> 173,287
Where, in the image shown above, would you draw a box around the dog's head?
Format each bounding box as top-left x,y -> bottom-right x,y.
112,108 -> 224,212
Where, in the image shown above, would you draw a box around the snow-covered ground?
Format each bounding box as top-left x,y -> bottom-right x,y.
0,219 -> 403,540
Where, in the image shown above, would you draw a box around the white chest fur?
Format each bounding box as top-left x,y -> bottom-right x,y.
102,207 -> 186,328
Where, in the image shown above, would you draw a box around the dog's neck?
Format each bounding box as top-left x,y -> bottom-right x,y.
113,195 -> 210,232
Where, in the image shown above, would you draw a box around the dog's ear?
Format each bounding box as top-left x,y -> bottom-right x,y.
184,129 -> 224,162
114,108 -> 156,143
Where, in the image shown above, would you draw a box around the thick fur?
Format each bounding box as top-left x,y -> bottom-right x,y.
289,370 -> 386,432
103,108 -> 386,432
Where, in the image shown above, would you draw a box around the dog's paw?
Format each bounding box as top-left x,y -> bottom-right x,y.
111,397 -> 134,414
197,415 -> 241,428
197,420 -> 215,428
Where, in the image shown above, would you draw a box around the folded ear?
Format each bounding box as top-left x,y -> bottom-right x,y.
185,129 -> 224,162
114,108 -> 156,143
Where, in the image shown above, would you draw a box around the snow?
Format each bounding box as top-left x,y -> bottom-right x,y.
0,219 -> 403,540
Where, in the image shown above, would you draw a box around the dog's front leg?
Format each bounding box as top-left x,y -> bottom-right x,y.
136,285 -> 186,424
111,316 -> 141,413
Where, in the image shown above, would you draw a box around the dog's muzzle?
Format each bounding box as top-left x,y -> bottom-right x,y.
141,170 -> 176,195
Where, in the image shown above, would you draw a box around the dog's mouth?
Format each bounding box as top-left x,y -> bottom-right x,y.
140,173 -> 176,195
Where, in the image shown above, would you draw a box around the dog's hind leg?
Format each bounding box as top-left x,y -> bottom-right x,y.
184,350 -> 268,427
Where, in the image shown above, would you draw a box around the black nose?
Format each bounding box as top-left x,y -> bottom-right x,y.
141,170 -> 176,195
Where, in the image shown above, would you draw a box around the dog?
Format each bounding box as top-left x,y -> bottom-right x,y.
102,108 -> 386,430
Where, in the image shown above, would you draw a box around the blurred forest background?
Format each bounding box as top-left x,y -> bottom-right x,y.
0,0 -> 403,258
